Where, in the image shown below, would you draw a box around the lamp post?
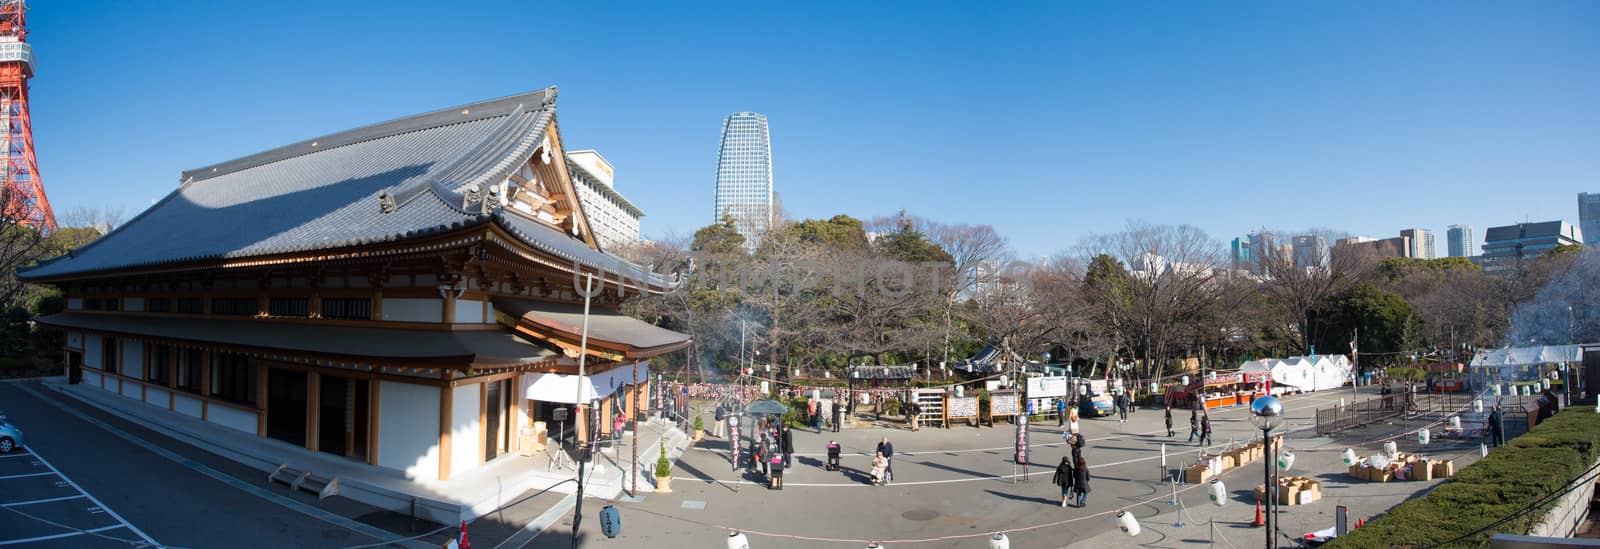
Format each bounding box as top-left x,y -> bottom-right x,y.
1250,396 -> 1286,549
571,273 -> 597,549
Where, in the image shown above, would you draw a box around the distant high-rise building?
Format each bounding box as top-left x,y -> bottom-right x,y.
1247,231 -> 1276,276
1332,235 -> 1411,267
1292,234 -> 1329,270
712,112 -> 775,248
1230,236 -> 1252,271
1579,193 -> 1600,245
566,150 -> 644,252
1481,221 -> 1582,276
1400,228 -> 1435,259
1446,225 -> 1473,258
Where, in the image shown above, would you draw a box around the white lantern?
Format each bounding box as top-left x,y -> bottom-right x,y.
1473,399 -> 1484,414
1117,510 -> 1142,536
825,371 -> 831,379
1492,384 -> 1502,396
1450,415 -> 1462,431
1207,479 -> 1228,506
1543,378 -> 1551,390
988,533 -> 1010,549
727,531 -> 750,549
1383,440 -> 1398,458
1417,428 -> 1430,446
1342,448 -> 1358,466
1277,450 -> 1295,471
1181,376 -> 1190,386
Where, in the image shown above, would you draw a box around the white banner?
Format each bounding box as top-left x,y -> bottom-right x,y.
1026,376 -> 1069,398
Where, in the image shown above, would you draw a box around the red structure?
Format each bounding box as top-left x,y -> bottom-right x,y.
0,1 -> 53,230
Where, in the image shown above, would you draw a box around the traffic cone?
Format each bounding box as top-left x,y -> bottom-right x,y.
459,520 -> 472,549
1251,501 -> 1265,528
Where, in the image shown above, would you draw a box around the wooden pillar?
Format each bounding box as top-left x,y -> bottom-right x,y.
167,346 -> 178,411
371,288 -> 384,320
139,343 -> 148,402
438,382 -> 453,481
256,361 -> 268,438
479,382 -> 488,463
306,371 -> 320,452
367,379 -> 381,466
344,379 -> 356,458
200,351 -> 212,421
443,295 -> 457,324
509,377 -> 522,454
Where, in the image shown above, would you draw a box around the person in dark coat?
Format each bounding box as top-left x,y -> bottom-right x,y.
875,436 -> 895,485
1187,408 -> 1200,443
1071,456 -> 1091,507
781,425 -> 794,468
1488,406 -> 1505,447
758,433 -> 772,477
1069,433 -> 1084,463
1164,405 -> 1175,437
832,400 -> 842,433
1199,413 -> 1213,446
1116,392 -> 1129,423
1052,456 -> 1076,507
1057,399 -> 1067,427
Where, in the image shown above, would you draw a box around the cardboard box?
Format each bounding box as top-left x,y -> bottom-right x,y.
1349,464 -> 1363,479
1413,461 -> 1434,481
1185,465 -> 1210,484
1279,483 -> 1301,505
1254,484 -> 1267,503
1298,490 -> 1317,504
1433,459 -> 1454,478
1373,468 -> 1393,482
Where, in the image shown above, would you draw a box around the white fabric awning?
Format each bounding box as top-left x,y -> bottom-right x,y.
522,361 -> 650,404
1471,345 -> 1582,368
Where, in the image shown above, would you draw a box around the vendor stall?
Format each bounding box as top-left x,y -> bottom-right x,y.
1190,372 -> 1272,410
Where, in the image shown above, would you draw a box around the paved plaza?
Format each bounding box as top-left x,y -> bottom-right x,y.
534,387 -> 1485,548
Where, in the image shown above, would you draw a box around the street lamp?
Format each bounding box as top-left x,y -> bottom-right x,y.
1250,395 -> 1286,549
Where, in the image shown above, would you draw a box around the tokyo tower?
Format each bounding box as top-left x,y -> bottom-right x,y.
0,0 -> 52,230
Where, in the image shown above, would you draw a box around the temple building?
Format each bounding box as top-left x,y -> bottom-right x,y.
20,87 -> 690,482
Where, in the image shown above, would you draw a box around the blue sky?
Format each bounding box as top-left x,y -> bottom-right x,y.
28,1 -> 1600,258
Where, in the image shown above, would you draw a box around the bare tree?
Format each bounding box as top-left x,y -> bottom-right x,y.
1076,221 -> 1226,391
1258,228 -> 1377,354
58,204 -> 128,232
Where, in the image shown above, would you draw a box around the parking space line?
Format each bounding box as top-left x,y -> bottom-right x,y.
1,494 -> 88,507
0,472 -> 50,480
24,446 -> 158,546
0,524 -> 126,546
0,452 -> 31,459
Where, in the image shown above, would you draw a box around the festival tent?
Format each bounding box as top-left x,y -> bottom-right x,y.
1239,355 -> 1352,393
1470,345 -> 1583,368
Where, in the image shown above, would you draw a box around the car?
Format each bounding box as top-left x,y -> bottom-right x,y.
0,412 -> 23,453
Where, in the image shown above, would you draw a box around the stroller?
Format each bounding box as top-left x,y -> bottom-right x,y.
826,442 -> 841,471
869,454 -> 890,486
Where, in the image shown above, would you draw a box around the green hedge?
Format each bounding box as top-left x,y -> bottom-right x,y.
1327,408 -> 1600,548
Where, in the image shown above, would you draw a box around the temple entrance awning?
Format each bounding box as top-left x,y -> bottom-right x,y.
492,297 -> 690,360
522,361 -> 650,404
36,313 -> 559,371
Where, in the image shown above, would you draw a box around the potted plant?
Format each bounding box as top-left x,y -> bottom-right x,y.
692,408 -> 705,442
654,441 -> 673,493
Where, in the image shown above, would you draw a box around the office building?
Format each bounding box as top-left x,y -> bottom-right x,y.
712,112 -> 775,248
1400,228 -> 1435,259
1332,236 -> 1412,268
1579,193 -> 1600,246
1247,231 -> 1278,276
1480,221 -> 1583,275
1447,225 -> 1473,258
1292,235 -> 1329,270
1230,236 -> 1252,271
566,150 -> 645,252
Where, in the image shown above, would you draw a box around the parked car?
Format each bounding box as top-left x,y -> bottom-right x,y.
0,412 -> 23,453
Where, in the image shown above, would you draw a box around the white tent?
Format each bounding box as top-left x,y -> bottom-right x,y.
1470,345 -> 1582,368
1239,355 -> 1351,393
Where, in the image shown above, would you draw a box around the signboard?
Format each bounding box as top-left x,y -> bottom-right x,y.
990,391 -> 1020,417
1026,376 -> 1069,398
948,395 -> 979,419
727,415 -> 740,471
1015,413 -> 1029,464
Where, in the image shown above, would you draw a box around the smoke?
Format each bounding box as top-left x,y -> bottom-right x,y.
1505,248 -> 1600,346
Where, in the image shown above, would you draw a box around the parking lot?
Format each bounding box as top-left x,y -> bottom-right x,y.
0,446 -> 157,547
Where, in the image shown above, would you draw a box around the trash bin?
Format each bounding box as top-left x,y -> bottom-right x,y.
826,443 -> 841,471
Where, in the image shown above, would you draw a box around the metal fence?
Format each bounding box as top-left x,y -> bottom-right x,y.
1312,391 -> 1474,436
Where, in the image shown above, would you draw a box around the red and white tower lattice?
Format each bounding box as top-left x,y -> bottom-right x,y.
0,0 -> 53,230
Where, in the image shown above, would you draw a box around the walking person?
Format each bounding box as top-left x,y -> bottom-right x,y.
1488,406 -> 1505,447
1071,456 -> 1091,507
832,400 -> 842,433
1068,432 -> 1085,464
713,403 -> 727,438
875,436 -> 895,485
1164,404 -> 1175,437
1056,399 -> 1066,427
781,424 -> 794,469
1187,408 -> 1199,443
758,432 -> 772,478
1117,392 -> 1129,423
1198,413 -> 1213,447
1052,456 -> 1076,507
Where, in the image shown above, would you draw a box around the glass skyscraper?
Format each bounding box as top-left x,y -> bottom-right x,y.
713,112 -> 775,248
1447,224 -> 1473,258
1579,192 -> 1600,245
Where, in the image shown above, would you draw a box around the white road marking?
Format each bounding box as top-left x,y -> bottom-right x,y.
0,524 -> 127,546
1,494 -> 88,507
0,472 -> 51,480
19,446 -> 159,546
